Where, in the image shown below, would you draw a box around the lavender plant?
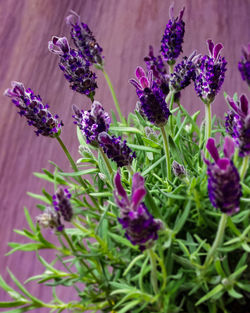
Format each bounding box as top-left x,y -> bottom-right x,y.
1,5 -> 250,313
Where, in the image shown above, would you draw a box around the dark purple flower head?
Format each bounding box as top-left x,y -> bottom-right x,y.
98,132 -> 136,167
114,171 -> 163,250
161,4 -> 185,63
53,188 -> 73,222
66,11 -> 103,65
72,101 -> 111,146
130,67 -> 171,126
225,94 -> 250,157
194,40 -> 227,103
170,51 -> 198,91
4,81 -> 62,137
238,44 -> 250,86
48,36 -> 97,99
36,207 -> 64,231
172,160 -> 187,178
204,137 -> 242,215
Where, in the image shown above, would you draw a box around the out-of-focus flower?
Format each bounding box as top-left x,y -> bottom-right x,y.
161,4 -> 185,63
53,188 -> 73,222
114,171 -> 163,250
194,40 -> 227,103
130,67 -> 171,126
73,101 -> 111,146
98,132 -> 136,167
36,207 -> 64,231
225,94 -> 250,157
172,160 -> 187,178
48,36 -> 97,99
170,51 -> 197,92
238,44 -> 250,86
66,11 -> 103,65
4,81 -> 62,137
204,137 -> 242,215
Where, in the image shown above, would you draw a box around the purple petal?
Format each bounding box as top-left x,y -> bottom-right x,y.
227,96 -> 242,116
217,158 -> 230,170
179,7 -> 185,21
169,3 -> 174,19
129,79 -> 141,90
213,43 -> 223,60
223,137 -> 235,159
65,10 -> 80,25
140,77 -> 149,89
131,188 -> 146,211
114,171 -> 127,198
136,66 -> 146,80
240,94 -> 249,116
207,39 -> 214,57
132,173 -> 145,195
206,138 -> 219,162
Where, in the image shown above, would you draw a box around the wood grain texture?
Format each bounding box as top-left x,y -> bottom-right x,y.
0,0 -> 249,311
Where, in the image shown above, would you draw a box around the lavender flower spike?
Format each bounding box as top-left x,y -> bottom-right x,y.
114,171 -> 163,250
4,81 -> 62,137
66,10 -> 103,65
194,40 -> 227,103
98,132 -> 136,167
48,36 -> 97,99
225,94 -> 250,157
53,188 -> 73,222
161,4 -> 185,63
204,137 -> 242,215
36,207 -> 64,231
238,44 -> 250,86
72,101 -> 111,146
130,67 -> 171,126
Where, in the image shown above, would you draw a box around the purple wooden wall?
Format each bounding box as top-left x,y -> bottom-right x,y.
0,0 -> 249,311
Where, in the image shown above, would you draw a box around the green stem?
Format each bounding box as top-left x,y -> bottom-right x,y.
240,155 -> 249,180
160,126 -> 171,181
168,92 -> 175,134
148,248 -> 158,295
101,68 -> 125,124
169,63 -> 174,74
205,101 -> 212,158
99,147 -> 113,176
204,213 -> 228,267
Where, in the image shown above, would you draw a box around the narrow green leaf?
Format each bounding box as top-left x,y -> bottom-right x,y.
110,126 -> 143,135
117,300 -> 140,313
174,200 -> 191,234
195,284 -> 223,306
123,255 -> 145,276
59,168 -> 98,177
0,301 -> 28,308
26,192 -> 51,204
23,208 -> 36,233
142,155 -> 165,176
109,233 -> 138,250
127,143 -> 160,154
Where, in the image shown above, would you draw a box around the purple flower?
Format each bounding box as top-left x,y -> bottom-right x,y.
4,81 -> 62,137
204,137 -> 242,215
172,160 -> 186,178
48,36 -> 97,99
170,51 -> 197,92
53,188 -> 73,222
36,207 -> 64,231
160,4 -> 185,63
225,94 -> 250,157
194,40 -> 227,103
72,101 -> 111,146
130,67 -> 171,126
98,132 -> 136,167
114,171 -> 163,250
66,11 -> 103,65
238,44 -> 250,86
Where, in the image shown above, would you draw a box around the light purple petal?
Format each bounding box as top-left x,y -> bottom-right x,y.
179,7 -> 185,21
65,10 -> 80,25
169,3 -> 174,19
148,70 -> 153,87
132,173 -> 145,195
206,138 -> 219,162
217,158 -> 230,170
131,188 -> 146,211
114,171 -> 127,199
135,66 -> 146,80
140,77 -> 149,89
4,81 -> 25,97
207,39 -> 214,57
129,79 -> 141,90
213,43 -> 223,60
240,94 -> 248,116
226,96 -> 242,116
223,137 -> 235,159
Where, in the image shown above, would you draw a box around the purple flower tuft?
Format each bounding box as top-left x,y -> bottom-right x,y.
53,188 -> 73,222
72,101 -> 111,146
130,67 -> 171,126
98,132 -> 136,167
238,44 -> 250,86
66,11 -> 103,65
161,4 -> 185,63
36,207 -> 64,231
194,40 -> 227,103
204,137 -> 242,215
114,171 -> 163,250
4,81 -> 62,137
225,94 -> 250,157
48,36 -> 97,99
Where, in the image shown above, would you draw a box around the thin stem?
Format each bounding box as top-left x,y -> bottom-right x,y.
240,155 -> 249,180
205,101 -> 212,158
160,126 -> 171,181
99,147 -> 113,176
148,248 -> 158,295
168,92 -> 175,135
169,63 -> 174,74
204,213 -> 228,267
101,68 -> 125,124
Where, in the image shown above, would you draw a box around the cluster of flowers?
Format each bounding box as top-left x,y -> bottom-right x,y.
4,5 -> 250,252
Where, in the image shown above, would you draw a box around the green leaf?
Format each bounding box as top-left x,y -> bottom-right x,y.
26,192 -> 51,204
0,301 -> 29,308
127,143 -> 160,154
109,233 -> 138,250
195,284 -> 223,306
142,155 -> 165,176
123,255 -> 145,276
59,168 -> 98,177
23,208 -> 36,233
117,300 -> 140,313
173,200 -> 191,234
227,288 -> 243,299
89,192 -> 113,197
110,126 -> 143,135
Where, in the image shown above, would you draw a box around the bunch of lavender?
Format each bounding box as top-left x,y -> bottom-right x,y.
1,5 -> 250,313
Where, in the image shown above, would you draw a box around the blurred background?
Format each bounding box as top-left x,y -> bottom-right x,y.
0,0 -> 249,311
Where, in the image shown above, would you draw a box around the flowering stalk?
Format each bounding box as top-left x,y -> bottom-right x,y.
160,126 -> 171,181
205,101 -> 212,158
148,248 -> 159,295
99,146 -> 113,176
